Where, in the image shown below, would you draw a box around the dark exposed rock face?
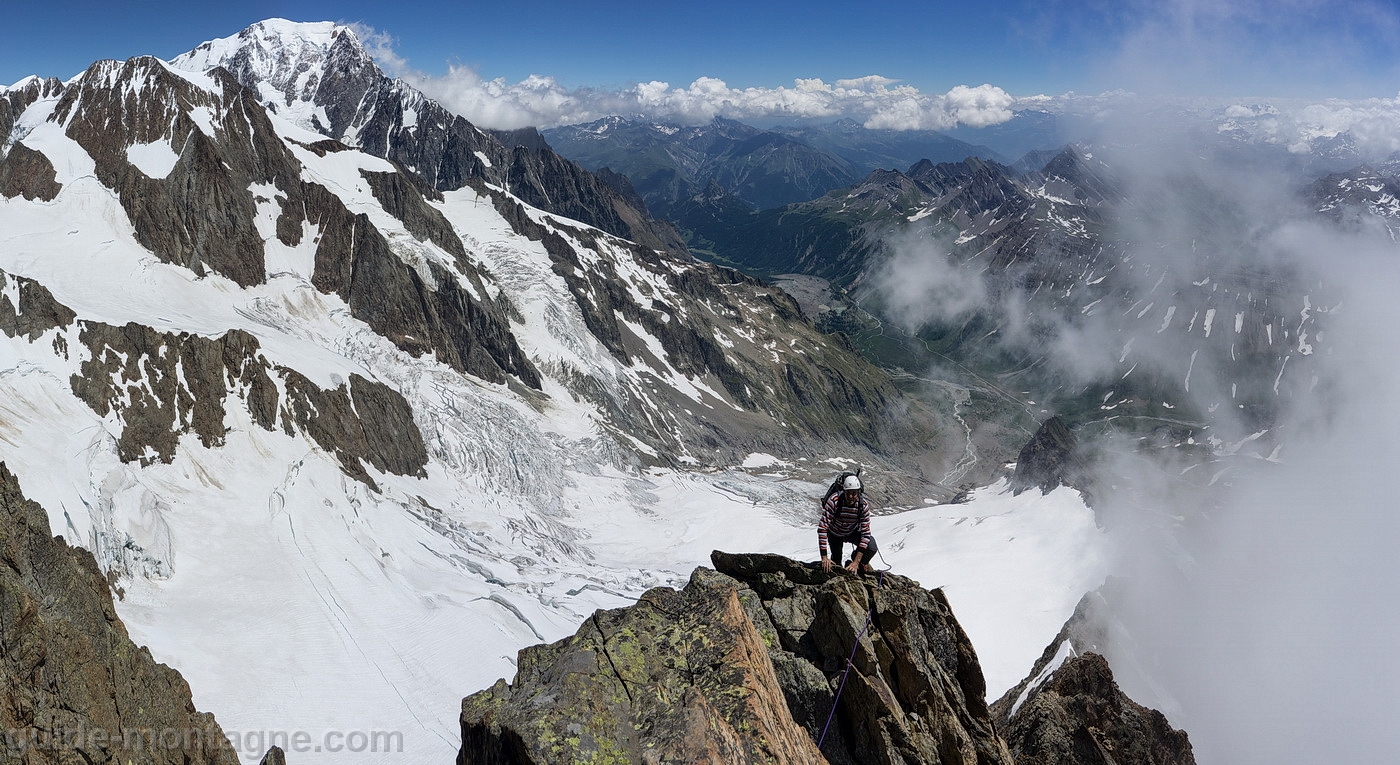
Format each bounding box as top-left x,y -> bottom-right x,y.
68,319 -> 429,484
299,181 -> 541,388
991,590 -> 1195,765
180,22 -> 686,255
0,266 -> 427,487
278,370 -> 429,490
71,322 -> 277,464
359,169 -> 465,258
458,551 -> 1014,765
0,462 -> 241,764
0,142 -> 62,201
0,270 -> 76,341
1012,417 -> 1082,495
56,57 -> 302,287
993,654 -> 1194,765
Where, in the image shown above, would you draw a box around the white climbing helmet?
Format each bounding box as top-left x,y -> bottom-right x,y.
843,474 -> 862,491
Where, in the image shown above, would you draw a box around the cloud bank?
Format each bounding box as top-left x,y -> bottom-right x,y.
352,24 -> 1016,131
1097,217 -> 1400,765
414,68 -> 1017,132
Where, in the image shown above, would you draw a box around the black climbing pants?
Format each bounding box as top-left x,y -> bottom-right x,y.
829,531 -> 877,567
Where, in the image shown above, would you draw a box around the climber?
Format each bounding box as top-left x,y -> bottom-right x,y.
818,473 -> 878,574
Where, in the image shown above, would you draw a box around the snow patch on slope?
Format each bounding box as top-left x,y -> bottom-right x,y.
126,139 -> 181,178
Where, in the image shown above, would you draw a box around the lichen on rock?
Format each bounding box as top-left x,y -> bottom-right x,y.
458,551 -> 1017,765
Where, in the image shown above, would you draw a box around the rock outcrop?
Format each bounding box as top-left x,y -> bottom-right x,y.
0,267 -> 428,488
0,462 -> 242,764
458,551 -> 1014,765
992,654 -> 1193,765
57,57 -> 294,287
991,590 -> 1196,765
0,142 -> 62,201
1012,417 -> 1083,495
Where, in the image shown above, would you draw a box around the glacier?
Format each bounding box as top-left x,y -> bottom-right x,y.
0,21 -> 1111,764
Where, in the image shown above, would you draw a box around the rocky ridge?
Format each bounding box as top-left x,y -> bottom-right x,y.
171,19 -> 686,255
991,589 -> 1196,765
459,552 -> 1195,765
0,462 -> 244,765
461,551 -> 1013,765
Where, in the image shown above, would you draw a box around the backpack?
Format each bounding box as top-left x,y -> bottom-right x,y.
825,469 -> 862,504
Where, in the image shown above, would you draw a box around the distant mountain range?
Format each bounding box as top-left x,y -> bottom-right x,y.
532,103 -> 1400,478
542,116 -> 1012,215
620,143 -> 1361,457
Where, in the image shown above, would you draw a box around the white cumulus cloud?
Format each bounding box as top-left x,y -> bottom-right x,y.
354,25 -> 1019,131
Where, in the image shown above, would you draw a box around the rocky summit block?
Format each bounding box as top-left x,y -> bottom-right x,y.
458,551 -> 1014,765
991,587 -> 1197,765
994,653 -> 1194,765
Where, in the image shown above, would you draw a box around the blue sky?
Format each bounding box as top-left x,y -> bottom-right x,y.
6,0 -> 1400,98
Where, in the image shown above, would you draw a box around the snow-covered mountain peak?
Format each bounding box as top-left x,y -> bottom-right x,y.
3,74 -> 42,93
172,18 -> 364,84
171,19 -> 379,132
70,54 -> 223,101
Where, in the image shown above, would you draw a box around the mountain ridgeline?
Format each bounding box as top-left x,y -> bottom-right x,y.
458,552 -> 1195,764
0,20 -> 943,486
604,139 -> 1338,466
542,116 -> 1005,217
174,23 -> 688,256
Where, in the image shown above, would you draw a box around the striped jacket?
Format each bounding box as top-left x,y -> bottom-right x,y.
818,490 -> 872,557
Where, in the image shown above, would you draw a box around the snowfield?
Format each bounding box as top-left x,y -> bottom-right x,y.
0,27 -> 1108,764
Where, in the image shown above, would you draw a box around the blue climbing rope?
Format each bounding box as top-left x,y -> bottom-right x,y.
816,570 -> 884,749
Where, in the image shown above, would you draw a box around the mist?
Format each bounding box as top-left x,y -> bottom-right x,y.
987,5 -> 1400,761
870,229 -> 989,332
1097,221 -> 1400,763
1086,6 -> 1400,761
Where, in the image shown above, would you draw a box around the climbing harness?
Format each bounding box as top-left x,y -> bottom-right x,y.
816,569 -> 885,749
